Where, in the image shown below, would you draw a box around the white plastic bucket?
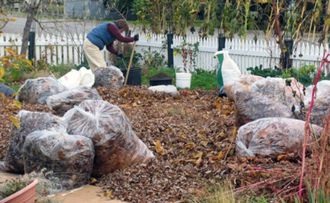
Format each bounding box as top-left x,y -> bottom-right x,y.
176,72 -> 192,89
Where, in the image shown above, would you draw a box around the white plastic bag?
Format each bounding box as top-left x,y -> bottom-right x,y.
148,85 -> 179,96
214,50 -> 241,87
58,67 -> 95,89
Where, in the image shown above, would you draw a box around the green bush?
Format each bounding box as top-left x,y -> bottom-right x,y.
247,65 -> 282,78
247,65 -> 330,86
142,48 -> 166,69
48,64 -> 75,78
0,48 -> 33,83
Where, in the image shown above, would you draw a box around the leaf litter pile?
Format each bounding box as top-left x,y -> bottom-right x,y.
96,87 -> 303,202
0,87 -> 306,202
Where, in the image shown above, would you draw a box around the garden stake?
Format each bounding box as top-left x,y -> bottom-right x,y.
124,42 -> 136,85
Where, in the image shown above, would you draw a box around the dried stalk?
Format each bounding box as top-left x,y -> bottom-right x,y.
298,52 -> 330,198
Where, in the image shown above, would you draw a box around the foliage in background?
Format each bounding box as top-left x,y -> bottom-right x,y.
247,64 -> 330,86
174,39 -> 199,73
199,0 -> 257,38
112,43 -> 142,70
141,48 -> 166,69
247,65 -> 283,78
104,0 -> 136,20
48,63 -> 75,78
133,0 -> 200,35
191,70 -> 217,90
0,48 -> 33,83
142,67 -> 175,85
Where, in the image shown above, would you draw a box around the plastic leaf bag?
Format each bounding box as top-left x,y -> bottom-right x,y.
236,117 -> 322,157
16,77 -> 67,104
148,85 -> 179,96
63,100 -> 154,176
23,130 -> 94,189
58,67 -> 95,89
304,80 -> 330,125
93,66 -> 124,89
5,110 -> 66,173
46,87 -> 102,116
233,77 -> 304,126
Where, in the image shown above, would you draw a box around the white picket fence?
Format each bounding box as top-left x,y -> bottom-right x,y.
0,32 -> 325,73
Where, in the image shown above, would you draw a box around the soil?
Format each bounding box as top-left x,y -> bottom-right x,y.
0,87 -> 310,202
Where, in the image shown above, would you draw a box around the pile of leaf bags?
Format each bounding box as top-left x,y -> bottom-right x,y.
63,100 -> 155,176
225,76 -> 304,126
5,111 -> 66,173
46,86 -> 102,116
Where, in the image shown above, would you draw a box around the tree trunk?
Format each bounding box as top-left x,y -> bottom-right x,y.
21,1 -> 41,55
322,0 -> 330,75
20,12 -> 34,55
272,0 -> 286,69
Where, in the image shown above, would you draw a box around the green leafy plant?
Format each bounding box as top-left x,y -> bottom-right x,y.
0,179 -> 30,199
133,0 -> 199,35
47,63 -> 75,78
113,43 -> 142,70
174,39 -> 199,73
293,184 -> 330,203
247,64 -> 330,86
281,65 -> 318,86
247,65 -> 283,78
142,48 -> 166,69
0,48 -> 33,83
191,69 -> 217,90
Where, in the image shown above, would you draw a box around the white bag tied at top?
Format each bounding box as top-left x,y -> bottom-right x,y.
63,100 -> 154,176
58,67 -> 95,89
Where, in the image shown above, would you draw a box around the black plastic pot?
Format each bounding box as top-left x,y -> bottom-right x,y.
149,78 -> 172,86
149,73 -> 173,86
121,67 -> 142,86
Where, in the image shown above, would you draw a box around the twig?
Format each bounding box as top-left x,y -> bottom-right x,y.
32,17 -> 44,30
315,110 -> 330,190
234,175 -> 296,193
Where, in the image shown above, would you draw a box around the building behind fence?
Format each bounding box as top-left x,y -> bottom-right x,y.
0,32 -> 325,73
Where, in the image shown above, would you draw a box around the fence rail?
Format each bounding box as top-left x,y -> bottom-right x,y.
0,32 -> 325,73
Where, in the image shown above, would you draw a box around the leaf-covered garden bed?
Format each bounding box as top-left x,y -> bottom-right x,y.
0,87 -> 307,202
